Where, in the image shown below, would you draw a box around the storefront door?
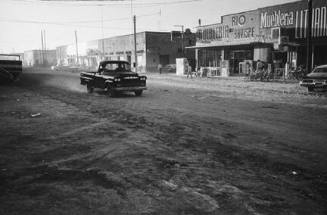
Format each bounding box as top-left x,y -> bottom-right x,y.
229,50 -> 252,75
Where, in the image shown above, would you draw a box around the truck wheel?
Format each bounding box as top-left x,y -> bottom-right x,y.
308,86 -> 314,92
135,90 -> 143,96
87,84 -> 93,93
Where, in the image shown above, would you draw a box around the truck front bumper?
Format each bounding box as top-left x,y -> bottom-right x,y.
300,80 -> 327,88
113,86 -> 147,92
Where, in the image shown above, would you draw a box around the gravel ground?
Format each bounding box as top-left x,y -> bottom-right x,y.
0,69 -> 327,215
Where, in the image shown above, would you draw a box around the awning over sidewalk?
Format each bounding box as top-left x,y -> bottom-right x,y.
186,40 -> 270,49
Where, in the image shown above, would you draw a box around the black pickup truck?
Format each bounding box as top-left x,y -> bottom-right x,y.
80,60 -> 147,97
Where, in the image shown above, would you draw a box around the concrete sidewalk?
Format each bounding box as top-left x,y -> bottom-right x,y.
147,73 -> 305,94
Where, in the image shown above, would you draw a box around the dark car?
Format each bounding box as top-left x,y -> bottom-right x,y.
80,60 -> 147,97
300,65 -> 327,92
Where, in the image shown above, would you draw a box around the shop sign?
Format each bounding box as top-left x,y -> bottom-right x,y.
232,15 -> 246,26
223,10 -> 259,40
196,10 -> 259,43
260,11 -> 294,28
259,0 -> 327,39
196,24 -> 229,42
295,6 -> 327,38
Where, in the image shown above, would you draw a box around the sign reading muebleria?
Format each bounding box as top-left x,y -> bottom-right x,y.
259,0 -> 327,39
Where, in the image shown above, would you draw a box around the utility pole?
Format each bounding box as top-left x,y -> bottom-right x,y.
133,15 -> 137,72
174,25 -> 184,57
306,0 -> 312,73
43,30 -> 47,66
43,30 -> 46,51
41,30 -> 44,65
75,30 -> 79,65
101,6 -> 105,60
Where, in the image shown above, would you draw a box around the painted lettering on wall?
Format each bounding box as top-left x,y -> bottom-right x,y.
233,27 -> 255,39
196,25 -> 256,41
232,15 -> 246,26
196,25 -> 229,41
260,10 -> 294,28
295,6 -> 327,38
260,5 -> 327,39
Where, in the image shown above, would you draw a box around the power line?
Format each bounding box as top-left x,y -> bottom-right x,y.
0,19 -> 130,29
9,0 -> 202,7
0,8 -> 160,26
0,11 -> 159,29
65,11 -> 160,23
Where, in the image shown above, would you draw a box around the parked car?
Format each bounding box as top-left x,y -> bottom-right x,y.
300,65 -> 327,92
80,60 -> 147,97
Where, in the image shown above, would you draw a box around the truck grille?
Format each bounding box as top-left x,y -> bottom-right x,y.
116,79 -> 145,87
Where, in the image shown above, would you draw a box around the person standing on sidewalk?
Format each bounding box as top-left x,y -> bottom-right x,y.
157,63 -> 162,74
187,65 -> 193,78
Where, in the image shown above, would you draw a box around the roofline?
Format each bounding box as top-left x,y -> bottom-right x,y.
93,31 -> 172,41
24,49 -> 56,52
196,0 -> 302,28
57,30 -> 180,49
221,9 -> 259,18
196,22 -> 224,29
258,0 -> 302,10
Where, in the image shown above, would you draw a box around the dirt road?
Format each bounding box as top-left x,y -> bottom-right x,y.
1,70 -> 327,215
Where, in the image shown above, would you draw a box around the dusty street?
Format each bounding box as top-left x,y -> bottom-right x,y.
1,69 -> 327,215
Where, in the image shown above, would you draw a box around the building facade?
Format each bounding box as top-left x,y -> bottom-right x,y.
24,49 -> 57,67
193,0 -> 327,76
56,31 -> 195,73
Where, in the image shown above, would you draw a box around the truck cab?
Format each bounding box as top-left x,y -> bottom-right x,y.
80,60 -> 147,97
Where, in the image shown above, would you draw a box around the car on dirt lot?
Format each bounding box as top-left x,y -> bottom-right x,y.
300,65 -> 327,92
80,60 -> 147,97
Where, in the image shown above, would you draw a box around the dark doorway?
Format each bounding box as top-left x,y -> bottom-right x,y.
314,45 -> 327,66
127,55 -> 131,64
159,55 -> 169,66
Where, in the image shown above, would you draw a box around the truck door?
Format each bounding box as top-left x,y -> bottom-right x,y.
94,72 -> 106,89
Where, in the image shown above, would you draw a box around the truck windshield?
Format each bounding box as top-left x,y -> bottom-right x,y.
103,62 -> 131,72
313,68 -> 327,73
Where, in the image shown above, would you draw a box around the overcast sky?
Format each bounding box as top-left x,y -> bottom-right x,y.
0,0 -> 297,53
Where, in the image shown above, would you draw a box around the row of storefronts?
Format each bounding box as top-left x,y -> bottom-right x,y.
191,0 -> 327,76
56,31 -> 195,73
54,0 -> 326,76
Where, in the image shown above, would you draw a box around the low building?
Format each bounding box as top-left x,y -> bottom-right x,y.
56,31 -> 196,73
193,9 -> 262,76
24,49 -> 57,67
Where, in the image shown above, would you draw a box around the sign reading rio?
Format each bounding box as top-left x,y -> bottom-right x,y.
232,15 -> 246,26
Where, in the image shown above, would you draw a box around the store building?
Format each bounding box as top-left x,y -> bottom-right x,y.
259,0 -> 327,70
193,9 -> 263,76
192,0 -> 327,77
56,31 -> 195,73
24,49 -> 57,67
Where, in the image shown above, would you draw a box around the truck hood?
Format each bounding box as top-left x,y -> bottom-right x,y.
306,72 -> 327,79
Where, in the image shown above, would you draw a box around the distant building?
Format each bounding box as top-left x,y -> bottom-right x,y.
24,49 -> 57,67
56,31 -> 196,73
